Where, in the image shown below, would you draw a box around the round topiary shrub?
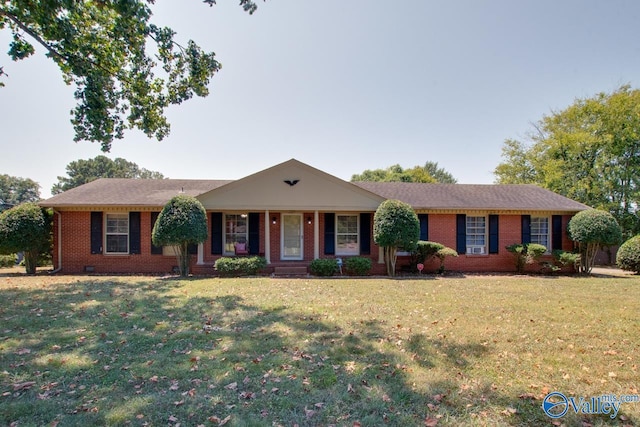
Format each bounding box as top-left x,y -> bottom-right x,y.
617,235 -> 640,274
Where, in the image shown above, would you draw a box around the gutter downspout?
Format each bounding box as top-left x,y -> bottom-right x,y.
49,209 -> 63,274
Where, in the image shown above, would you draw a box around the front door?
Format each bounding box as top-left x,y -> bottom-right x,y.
281,214 -> 303,260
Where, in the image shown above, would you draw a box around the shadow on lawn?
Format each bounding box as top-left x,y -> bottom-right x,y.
0,277 -> 636,426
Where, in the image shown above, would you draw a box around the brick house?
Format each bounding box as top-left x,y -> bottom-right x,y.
40,159 -> 589,275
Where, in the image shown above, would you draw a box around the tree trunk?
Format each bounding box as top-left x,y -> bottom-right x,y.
384,246 -> 397,277
174,243 -> 190,277
23,250 -> 38,275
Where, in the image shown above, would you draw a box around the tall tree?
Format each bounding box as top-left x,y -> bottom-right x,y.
494,85 -> 640,237
351,162 -> 457,183
52,155 -> 165,194
0,174 -> 40,210
0,1 -> 260,151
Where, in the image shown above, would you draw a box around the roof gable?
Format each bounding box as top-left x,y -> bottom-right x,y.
196,159 -> 385,211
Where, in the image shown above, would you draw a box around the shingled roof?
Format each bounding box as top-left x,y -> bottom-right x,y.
42,178 -> 232,207
41,175 -> 590,213
352,182 -> 590,212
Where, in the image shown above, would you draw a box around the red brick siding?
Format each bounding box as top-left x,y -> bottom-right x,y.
55,210 -> 576,274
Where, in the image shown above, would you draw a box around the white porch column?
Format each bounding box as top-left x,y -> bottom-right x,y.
264,210 -> 271,264
197,243 -> 204,265
313,210 -> 319,259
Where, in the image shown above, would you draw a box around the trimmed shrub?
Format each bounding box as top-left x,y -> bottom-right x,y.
435,247 -> 458,273
0,254 -> 16,268
310,258 -> 338,277
553,250 -> 580,270
506,243 -> 547,274
344,257 -> 372,276
617,235 -> 640,274
410,241 -> 444,271
0,203 -> 51,275
152,194 -> 208,277
568,209 -> 622,274
214,256 -> 267,276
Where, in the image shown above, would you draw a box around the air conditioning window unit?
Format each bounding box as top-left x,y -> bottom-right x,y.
467,246 -> 485,255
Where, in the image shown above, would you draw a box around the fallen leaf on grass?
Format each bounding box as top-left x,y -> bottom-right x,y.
224,382 -> 237,390
305,406 -> 316,419
15,348 -> 31,355
13,381 -> 36,391
424,416 -> 439,426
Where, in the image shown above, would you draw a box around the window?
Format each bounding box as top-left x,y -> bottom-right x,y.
336,214 -> 359,255
225,214 -> 248,254
466,216 -> 486,254
105,213 -> 128,254
530,217 -> 549,249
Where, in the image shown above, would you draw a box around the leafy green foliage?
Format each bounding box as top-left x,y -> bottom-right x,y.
309,258 -> 338,276
214,256 -> 267,276
568,209 -> 622,274
51,155 -> 165,194
0,174 -> 40,209
0,203 -> 51,274
0,1 -> 259,150
494,86 -> 640,237
351,162 -> 457,183
374,199 -> 420,276
152,195 -> 207,277
435,247 -> 458,273
344,257 -> 372,276
410,241 -> 444,271
505,243 -> 547,274
617,235 -> 640,274
552,250 -> 580,271
0,254 -> 16,268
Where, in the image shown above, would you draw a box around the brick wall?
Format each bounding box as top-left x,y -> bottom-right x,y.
55,210 -> 575,275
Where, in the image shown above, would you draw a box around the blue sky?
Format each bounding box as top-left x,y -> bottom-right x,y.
1,1 -> 639,198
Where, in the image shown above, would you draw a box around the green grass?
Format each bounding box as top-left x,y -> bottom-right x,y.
0,272 -> 639,426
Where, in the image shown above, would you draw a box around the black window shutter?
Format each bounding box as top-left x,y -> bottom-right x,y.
324,213 -> 335,255
150,212 -> 163,254
456,214 -> 466,255
488,214 -> 499,254
418,214 -> 429,241
521,215 -> 531,244
552,215 -> 563,251
129,212 -> 141,254
360,213 -> 371,255
211,212 -> 223,255
187,243 -> 198,255
90,211 -> 103,254
249,212 -> 260,255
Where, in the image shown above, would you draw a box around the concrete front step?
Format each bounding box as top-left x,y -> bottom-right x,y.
273,266 -> 309,276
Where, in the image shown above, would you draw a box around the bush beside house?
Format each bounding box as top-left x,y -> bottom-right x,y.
617,235 -> 640,274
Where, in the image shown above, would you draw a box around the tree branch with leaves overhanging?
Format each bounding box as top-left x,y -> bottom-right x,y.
0,1 -> 262,151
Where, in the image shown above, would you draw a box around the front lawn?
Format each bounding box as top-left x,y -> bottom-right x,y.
1,273 -> 638,426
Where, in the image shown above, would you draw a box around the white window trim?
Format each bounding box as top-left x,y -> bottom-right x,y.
335,213 -> 360,256
466,215 -> 487,255
530,216 -> 551,253
223,213 -> 249,256
104,212 -> 129,254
